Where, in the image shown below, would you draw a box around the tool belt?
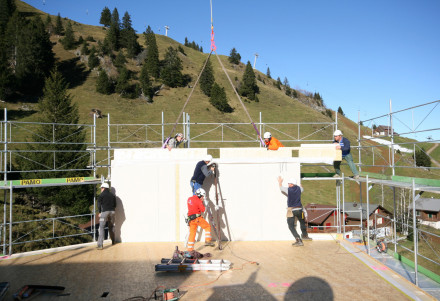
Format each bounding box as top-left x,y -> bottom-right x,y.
186,213 -> 201,225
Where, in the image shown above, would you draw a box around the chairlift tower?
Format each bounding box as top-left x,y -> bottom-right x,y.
164,26 -> 170,37
253,53 -> 259,69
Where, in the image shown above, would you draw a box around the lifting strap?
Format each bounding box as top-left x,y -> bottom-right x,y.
163,0 -> 264,147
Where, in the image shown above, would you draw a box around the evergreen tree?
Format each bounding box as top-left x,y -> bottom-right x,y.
276,77 -> 282,89
228,47 -> 241,65
210,83 -> 233,113
111,7 -> 120,29
160,46 -> 183,87
139,63 -> 153,101
61,20 -> 75,50
239,61 -> 259,100
115,66 -> 131,96
143,26 -> 159,78
99,6 -> 111,27
6,13 -> 55,95
106,23 -> 120,51
113,51 -> 126,69
88,46 -> 99,69
96,68 -> 113,94
414,148 -> 431,168
283,77 -> 289,87
44,14 -> 53,34
0,0 -> 16,32
54,13 -> 63,35
81,41 -> 89,55
184,37 -> 188,46
266,67 -> 271,79
18,69 -> 92,215
0,35 -> 14,100
120,11 -> 140,57
199,58 -> 214,96
337,106 -> 345,116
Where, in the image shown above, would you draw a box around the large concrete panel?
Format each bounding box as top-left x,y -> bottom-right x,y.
112,148 -> 302,243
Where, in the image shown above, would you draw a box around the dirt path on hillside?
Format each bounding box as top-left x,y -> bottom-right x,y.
426,143 -> 440,167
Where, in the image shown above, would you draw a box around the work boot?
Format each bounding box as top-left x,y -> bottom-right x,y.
97,246 -> 103,250
301,235 -> 313,241
204,241 -> 215,247
292,238 -> 304,247
333,174 -> 340,178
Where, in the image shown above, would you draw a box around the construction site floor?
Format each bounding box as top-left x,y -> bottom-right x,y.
0,239 -> 436,300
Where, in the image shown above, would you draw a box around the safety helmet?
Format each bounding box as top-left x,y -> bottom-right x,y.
176,133 -> 183,138
288,178 -> 297,185
203,154 -> 212,162
101,183 -> 110,189
195,188 -> 206,198
333,130 -> 343,136
263,132 -> 271,139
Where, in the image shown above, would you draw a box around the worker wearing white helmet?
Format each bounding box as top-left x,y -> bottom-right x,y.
262,131 -> 284,150
333,130 -> 359,179
97,182 -> 117,250
277,176 -> 311,246
166,133 -> 186,151
190,154 -> 215,194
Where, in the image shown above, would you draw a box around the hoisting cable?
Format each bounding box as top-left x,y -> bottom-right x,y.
162,51 -> 213,148
214,51 -> 265,146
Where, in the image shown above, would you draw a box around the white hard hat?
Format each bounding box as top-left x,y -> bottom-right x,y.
333,130 -> 343,136
263,132 -> 271,139
195,188 -> 206,198
288,178 -> 297,185
204,154 -> 212,162
101,183 -> 110,189
176,133 -> 183,138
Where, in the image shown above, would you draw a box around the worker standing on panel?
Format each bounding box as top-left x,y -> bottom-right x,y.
332,130 -> 359,179
190,154 -> 215,195
186,188 -> 215,251
278,176 -> 312,247
263,132 -> 284,150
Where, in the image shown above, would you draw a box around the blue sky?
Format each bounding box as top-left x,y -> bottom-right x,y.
24,0 -> 440,140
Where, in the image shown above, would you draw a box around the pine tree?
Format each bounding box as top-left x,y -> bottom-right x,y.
414,148 -> 431,168
0,0 -> 16,32
239,61 -> 259,100
266,67 -> 271,79
199,58 -> 214,96
143,26 -> 159,78
54,13 -> 63,35
6,13 -> 55,95
228,47 -> 241,65
88,46 -> 99,69
210,83 -> 233,113
337,106 -> 345,116
283,77 -> 289,88
120,11 -> 140,57
0,35 -> 14,100
99,6 -> 111,27
81,41 -> 89,55
18,69 -> 93,214
139,63 -> 153,101
61,20 -> 75,50
184,37 -> 188,46
113,51 -> 126,70
96,68 -> 113,94
161,46 -> 183,87
111,7 -> 120,29
115,66 -> 130,96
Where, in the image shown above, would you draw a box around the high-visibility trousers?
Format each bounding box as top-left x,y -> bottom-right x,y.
187,216 -> 211,251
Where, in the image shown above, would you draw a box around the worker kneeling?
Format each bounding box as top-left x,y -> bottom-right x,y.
187,188 -> 215,251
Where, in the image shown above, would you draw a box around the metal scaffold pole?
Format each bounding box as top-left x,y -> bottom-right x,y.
3,108 -> 7,255
412,179 -> 418,286
366,175 -> 370,255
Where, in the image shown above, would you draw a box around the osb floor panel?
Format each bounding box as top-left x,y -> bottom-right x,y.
0,240 -> 431,300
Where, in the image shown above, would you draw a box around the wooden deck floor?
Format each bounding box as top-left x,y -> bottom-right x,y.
0,239 -> 434,300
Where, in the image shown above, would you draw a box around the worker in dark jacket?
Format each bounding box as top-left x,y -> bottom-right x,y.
333,130 -> 359,179
97,182 -> 116,250
190,154 -> 215,195
278,176 -> 311,247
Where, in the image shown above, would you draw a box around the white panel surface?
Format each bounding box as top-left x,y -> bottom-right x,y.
112,148 -> 302,243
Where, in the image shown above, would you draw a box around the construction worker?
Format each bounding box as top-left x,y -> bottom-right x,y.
277,176 -> 312,247
190,154 -> 215,195
333,130 -> 359,179
97,182 -> 117,250
263,132 -> 284,150
187,188 -> 215,251
166,133 -> 186,151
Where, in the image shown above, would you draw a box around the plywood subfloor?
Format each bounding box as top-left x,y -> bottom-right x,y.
0,240 -> 432,300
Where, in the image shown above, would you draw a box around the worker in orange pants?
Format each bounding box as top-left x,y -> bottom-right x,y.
187,188 -> 215,251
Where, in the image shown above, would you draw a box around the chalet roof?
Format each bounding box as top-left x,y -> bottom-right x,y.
408,198 -> 440,212
343,202 -> 392,220
304,204 -> 339,225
